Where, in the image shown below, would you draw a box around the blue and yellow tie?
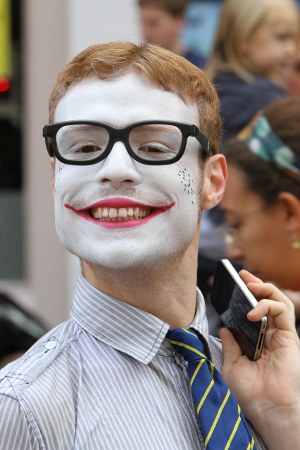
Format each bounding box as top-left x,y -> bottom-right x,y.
167,328 -> 256,450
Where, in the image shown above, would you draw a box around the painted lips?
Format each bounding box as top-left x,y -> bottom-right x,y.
64,197 -> 175,228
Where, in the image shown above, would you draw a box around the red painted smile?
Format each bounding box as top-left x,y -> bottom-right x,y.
64,197 -> 175,228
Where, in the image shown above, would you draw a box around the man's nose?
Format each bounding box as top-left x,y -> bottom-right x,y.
95,141 -> 142,188
226,241 -> 244,262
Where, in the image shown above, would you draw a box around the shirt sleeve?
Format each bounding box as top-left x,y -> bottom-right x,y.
0,394 -> 41,450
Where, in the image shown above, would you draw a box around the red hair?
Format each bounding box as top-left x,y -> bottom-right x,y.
49,42 -> 221,154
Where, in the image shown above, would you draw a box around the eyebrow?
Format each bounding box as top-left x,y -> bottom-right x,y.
220,207 -> 237,218
59,125 -> 104,135
136,124 -> 180,132
220,207 -> 231,213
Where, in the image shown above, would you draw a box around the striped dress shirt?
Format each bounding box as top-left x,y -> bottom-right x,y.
0,274 -> 267,449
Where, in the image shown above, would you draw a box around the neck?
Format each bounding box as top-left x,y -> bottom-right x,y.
82,222 -> 201,329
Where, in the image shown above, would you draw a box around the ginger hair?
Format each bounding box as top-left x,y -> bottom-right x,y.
48,41 -> 221,154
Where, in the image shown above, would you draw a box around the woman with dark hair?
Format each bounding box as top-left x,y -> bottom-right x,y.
221,97 -> 300,329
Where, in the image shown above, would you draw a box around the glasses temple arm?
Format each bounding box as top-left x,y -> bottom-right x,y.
193,126 -> 213,156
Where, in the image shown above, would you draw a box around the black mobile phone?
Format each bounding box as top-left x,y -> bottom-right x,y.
211,259 -> 268,361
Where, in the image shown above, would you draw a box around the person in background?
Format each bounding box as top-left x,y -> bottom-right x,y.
138,0 -> 206,67
284,51 -> 300,96
198,0 -> 299,317
221,97 -> 300,334
206,0 -> 299,143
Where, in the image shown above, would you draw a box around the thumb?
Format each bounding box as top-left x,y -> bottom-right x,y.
220,327 -> 243,366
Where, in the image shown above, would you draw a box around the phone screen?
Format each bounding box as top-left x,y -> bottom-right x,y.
211,260 -> 267,360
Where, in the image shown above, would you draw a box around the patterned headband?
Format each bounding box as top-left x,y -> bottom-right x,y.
237,113 -> 300,183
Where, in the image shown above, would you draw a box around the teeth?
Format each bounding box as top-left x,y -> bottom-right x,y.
118,208 -> 127,218
90,206 -> 152,221
109,208 -> 118,218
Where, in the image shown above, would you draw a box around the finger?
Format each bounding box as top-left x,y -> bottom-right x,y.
247,299 -> 295,333
247,282 -> 295,315
239,270 -> 294,314
238,270 -> 263,285
220,327 -> 243,365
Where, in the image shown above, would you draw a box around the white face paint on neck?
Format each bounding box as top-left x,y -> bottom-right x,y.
53,73 -> 204,270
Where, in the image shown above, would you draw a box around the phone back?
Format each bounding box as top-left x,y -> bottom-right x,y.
211,260 -> 267,360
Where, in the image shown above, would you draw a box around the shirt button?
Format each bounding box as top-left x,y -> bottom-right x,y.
45,340 -> 57,350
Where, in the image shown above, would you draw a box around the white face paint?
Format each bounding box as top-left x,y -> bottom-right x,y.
53,73 -> 204,269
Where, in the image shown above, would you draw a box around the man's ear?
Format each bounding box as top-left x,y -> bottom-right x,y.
277,192 -> 300,232
201,154 -> 227,210
50,157 -> 55,198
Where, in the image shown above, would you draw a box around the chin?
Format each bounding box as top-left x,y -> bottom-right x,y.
66,237 -> 192,272
57,214 -> 198,271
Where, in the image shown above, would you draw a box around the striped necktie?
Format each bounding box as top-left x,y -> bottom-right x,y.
167,328 -> 256,450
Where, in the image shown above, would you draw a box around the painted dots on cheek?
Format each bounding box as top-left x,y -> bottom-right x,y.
55,165 -> 65,183
53,165 -> 66,193
177,168 -> 195,204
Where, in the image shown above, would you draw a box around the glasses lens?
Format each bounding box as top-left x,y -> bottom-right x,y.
129,124 -> 183,161
56,124 -> 109,162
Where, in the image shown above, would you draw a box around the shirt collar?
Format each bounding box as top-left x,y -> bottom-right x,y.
71,273 -> 209,364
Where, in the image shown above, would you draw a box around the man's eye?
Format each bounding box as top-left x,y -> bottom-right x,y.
228,222 -> 240,232
64,143 -> 104,160
141,146 -> 165,153
276,33 -> 291,41
76,145 -> 99,154
138,144 -> 174,154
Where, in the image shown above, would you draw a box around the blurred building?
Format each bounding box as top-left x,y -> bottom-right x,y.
0,0 -> 140,328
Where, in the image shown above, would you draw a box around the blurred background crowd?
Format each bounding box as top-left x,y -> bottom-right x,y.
0,0 -> 300,365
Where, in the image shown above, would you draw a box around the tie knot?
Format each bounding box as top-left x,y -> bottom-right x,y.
166,328 -> 207,362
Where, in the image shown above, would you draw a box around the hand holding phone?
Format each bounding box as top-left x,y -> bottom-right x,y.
219,271 -> 300,450
211,259 -> 268,360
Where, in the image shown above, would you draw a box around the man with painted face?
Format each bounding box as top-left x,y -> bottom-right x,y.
0,42 -> 299,450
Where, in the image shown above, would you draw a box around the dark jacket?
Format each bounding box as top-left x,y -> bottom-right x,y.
214,71 -> 287,144
184,50 -> 206,69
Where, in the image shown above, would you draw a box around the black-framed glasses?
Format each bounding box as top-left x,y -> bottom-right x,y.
42,120 -> 212,166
